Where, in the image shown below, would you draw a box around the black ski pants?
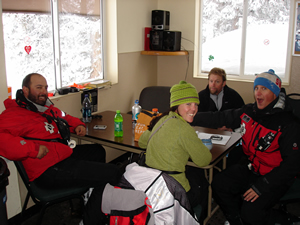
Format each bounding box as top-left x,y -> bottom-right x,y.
211,164 -> 291,225
35,144 -> 122,225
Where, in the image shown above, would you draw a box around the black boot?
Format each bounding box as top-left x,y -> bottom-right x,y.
225,214 -> 244,225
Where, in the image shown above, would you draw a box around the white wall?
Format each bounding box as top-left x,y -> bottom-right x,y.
0,0 -> 23,218
117,0 -> 157,53
158,0 -> 195,50
0,0 -> 7,111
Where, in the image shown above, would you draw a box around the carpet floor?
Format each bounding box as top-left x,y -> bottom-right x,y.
10,199 -> 300,225
10,154 -> 300,225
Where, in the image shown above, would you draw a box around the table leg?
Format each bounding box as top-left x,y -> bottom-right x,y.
204,155 -> 229,225
223,155 -> 227,170
203,166 -> 214,225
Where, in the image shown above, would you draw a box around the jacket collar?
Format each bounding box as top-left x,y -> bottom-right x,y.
27,98 -> 53,113
15,89 -> 53,113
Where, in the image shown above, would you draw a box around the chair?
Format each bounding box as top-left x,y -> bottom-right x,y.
139,86 -> 171,113
127,86 -> 171,163
286,93 -> 300,120
279,176 -> 300,213
14,161 -> 88,225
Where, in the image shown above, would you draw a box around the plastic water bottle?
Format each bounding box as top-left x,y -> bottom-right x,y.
114,110 -> 123,137
132,100 -> 142,128
82,94 -> 92,123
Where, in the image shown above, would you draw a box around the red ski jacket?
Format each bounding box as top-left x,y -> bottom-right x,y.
240,113 -> 282,175
0,98 -> 85,181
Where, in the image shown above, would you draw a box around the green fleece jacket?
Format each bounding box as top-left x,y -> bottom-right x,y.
138,111 -> 212,192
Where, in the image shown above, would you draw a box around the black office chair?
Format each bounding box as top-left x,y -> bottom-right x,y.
126,86 -> 171,163
139,86 -> 171,113
279,176 -> 300,213
14,161 -> 88,225
286,93 -> 300,120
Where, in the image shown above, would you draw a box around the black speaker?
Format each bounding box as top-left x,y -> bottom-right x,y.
151,10 -> 170,30
163,31 -> 181,51
150,30 -> 164,50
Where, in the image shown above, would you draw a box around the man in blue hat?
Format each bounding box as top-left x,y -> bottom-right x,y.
192,69 -> 300,225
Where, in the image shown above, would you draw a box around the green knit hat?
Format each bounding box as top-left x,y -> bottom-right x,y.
170,81 -> 199,107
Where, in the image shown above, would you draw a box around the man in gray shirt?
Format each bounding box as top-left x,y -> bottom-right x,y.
198,67 -> 245,113
197,67 -> 245,167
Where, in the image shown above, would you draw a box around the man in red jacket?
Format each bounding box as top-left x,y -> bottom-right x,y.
0,73 -> 121,224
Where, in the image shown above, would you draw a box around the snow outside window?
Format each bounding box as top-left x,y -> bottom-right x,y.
196,0 -> 293,83
2,0 -> 103,98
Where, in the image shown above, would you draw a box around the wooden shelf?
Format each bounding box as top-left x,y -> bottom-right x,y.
141,50 -> 188,56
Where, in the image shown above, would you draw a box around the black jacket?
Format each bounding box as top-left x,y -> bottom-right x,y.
192,90 -> 300,195
198,85 -> 245,112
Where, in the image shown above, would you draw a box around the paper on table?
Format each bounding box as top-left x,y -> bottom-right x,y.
196,131 -> 231,145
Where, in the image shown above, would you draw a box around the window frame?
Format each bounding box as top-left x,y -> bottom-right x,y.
51,0 -> 105,89
193,0 -> 295,85
2,0 -> 105,94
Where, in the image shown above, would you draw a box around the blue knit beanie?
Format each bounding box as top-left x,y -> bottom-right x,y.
253,69 -> 282,97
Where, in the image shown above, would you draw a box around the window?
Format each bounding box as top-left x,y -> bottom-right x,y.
195,0 -> 293,83
2,0 -> 103,98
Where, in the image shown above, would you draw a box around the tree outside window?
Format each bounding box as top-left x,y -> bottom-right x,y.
198,0 -> 292,82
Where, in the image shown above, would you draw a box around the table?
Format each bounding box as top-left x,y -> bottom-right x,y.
73,111 -> 142,154
71,110 -> 241,224
192,126 -> 241,224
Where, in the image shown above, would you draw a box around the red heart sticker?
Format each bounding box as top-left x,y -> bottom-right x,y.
24,46 -> 31,54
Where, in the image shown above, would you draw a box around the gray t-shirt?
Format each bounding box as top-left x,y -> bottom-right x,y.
210,89 -> 224,111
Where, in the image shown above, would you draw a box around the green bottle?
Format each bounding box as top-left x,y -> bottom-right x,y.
114,110 -> 123,137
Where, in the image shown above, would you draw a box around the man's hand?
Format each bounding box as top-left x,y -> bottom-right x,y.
218,126 -> 233,132
75,125 -> 86,136
37,145 -> 49,159
243,188 -> 259,202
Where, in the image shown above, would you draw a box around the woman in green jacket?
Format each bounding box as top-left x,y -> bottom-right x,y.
138,80 -> 212,220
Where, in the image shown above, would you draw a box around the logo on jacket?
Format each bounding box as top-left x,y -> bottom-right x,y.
293,143 -> 299,150
240,123 -> 246,136
242,114 -> 251,123
44,122 -> 55,134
